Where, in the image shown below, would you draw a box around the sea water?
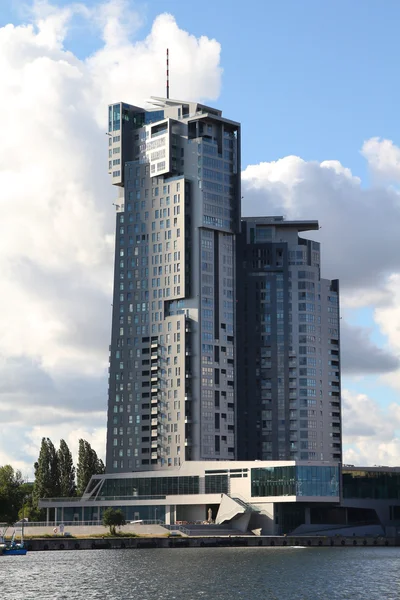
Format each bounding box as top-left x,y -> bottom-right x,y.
1,546 -> 399,599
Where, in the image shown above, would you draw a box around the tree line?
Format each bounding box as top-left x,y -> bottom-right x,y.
0,438 -> 104,524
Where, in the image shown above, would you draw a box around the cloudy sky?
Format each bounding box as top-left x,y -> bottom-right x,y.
1,0 -> 400,475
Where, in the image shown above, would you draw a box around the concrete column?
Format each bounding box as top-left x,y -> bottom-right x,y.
55,507 -> 58,523
165,505 -> 171,525
61,507 -> 64,523
305,507 -> 311,525
46,507 -> 49,524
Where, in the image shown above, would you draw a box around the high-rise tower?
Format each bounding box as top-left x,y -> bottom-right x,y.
236,217 -> 341,463
106,98 -> 241,472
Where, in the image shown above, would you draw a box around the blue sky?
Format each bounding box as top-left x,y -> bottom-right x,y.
4,0 -> 400,179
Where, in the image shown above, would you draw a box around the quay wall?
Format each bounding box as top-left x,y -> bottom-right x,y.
24,536 -> 398,552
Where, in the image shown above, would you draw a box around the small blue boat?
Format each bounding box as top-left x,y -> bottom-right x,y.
3,544 -> 27,556
0,529 -> 28,556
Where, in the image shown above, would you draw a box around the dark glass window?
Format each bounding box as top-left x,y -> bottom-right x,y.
343,470 -> 400,500
113,104 -> 121,131
205,475 -> 228,494
251,466 -> 339,497
98,475 -> 200,498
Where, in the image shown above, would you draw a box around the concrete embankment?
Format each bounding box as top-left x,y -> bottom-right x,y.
25,535 -> 398,551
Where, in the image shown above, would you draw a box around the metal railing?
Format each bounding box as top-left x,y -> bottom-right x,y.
163,524 -> 190,536
12,519 -> 167,528
12,521 -> 101,527
40,495 -> 167,503
40,497 -> 85,503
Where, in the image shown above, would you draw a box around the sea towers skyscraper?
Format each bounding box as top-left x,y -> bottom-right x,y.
236,217 -> 342,463
106,98 -> 241,472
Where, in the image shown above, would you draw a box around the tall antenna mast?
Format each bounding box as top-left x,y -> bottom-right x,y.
166,48 -> 170,99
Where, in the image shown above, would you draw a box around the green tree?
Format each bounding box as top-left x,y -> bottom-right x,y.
48,439 -> 60,497
33,438 -> 61,511
57,439 -> 76,497
76,439 -> 105,496
0,465 -> 24,525
102,508 -> 125,535
96,457 -> 105,474
17,482 -> 41,522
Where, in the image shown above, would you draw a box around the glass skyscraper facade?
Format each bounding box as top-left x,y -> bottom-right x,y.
106,98 -> 241,472
236,217 -> 341,463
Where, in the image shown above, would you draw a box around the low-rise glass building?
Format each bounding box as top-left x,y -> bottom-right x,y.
39,462 -> 400,535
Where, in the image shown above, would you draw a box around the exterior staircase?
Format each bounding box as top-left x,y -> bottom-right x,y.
230,495 -> 261,514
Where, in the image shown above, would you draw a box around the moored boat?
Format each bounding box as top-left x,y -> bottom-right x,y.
0,528 -> 28,556
3,544 -> 27,556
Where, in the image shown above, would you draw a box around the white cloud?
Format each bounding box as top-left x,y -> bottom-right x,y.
361,136 -> 400,182
375,275 -> 400,354
242,155 -> 400,291
340,321 -> 399,375
94,0 -> 143,47
342,389 -> 400,466
0,0 -> 222,474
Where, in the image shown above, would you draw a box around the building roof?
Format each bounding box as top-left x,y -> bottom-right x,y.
149,96 -> 222,116
242,216 -> 319,232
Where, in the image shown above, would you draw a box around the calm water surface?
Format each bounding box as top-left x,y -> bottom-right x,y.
1,547 -> 399,599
